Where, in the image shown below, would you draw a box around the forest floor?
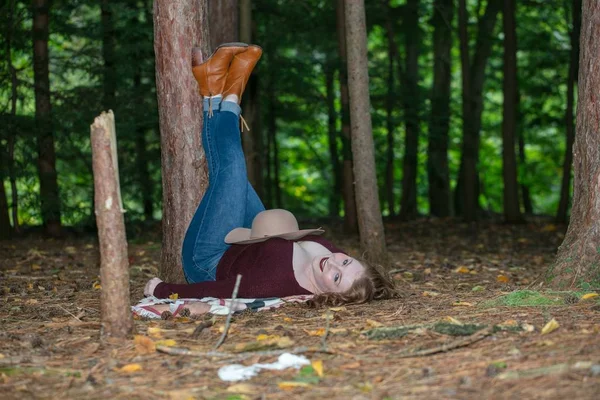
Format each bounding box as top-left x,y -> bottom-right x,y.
1,217 -> 599,400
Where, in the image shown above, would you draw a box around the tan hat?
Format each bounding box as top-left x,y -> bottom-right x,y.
224,209 -> 324,244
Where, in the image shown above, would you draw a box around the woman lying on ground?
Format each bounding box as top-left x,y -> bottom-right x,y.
144,43 -> 396,316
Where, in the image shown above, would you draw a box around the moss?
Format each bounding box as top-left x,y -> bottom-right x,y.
481,290 -> 580,308
432,322 -> 487,336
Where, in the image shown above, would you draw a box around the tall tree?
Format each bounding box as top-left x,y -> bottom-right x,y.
344,0 -> 387,265
336,0 -> 358,233
548,0 -> 600,289
501,0 -> 523,223
101,0 -> 116,111
33,0 -> 61,236
325,63 -> 342,217
427,0 -> 454,217
208,0 -> 238,52
384,28 -> 396,217
456,0 -> 501,221
399,0 -> 422,220
154,0 -> 209,283
556,0 -> 582,223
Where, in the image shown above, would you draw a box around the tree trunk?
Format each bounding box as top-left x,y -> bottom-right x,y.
133,63 -> 154,220
0,180 -> 9,239
518,127 -> 533,214
101,0 -> 116,111
154,0 -> 209,283
501,0 -> 523,223
6,0 -> 19,234
427,0 -> 454,217
549,0 -> 600,289
208,0 -> 238,52
399,0 -> 421,220
336,0 -> 358,233
456,0 -> 501,221
557,0 -> 582,223
91,111 -> 133,339
33,0 -> 61,237
326,64 -> 342,217
344,0 -> 388,265
385,32 -> 396,217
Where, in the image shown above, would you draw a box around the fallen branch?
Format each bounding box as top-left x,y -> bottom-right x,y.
214,274 -> 242,349
191,319 -> 214,339
496,361 -> 594,380
397,326 -> 494,358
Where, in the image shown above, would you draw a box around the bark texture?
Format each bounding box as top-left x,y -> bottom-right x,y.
208,0 -> 238,52
427,0 -> 454,217
154,0 -> 209,283
344,0 -> 387,265
33,0 -> 61,236
91,111 -> 132,339
501,0 -> 523,223
550,0 -> 600,289
0,181 -> 9,239
326,64 -> 342,217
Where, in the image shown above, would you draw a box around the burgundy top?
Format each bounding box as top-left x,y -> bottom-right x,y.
153,235 -> 345,299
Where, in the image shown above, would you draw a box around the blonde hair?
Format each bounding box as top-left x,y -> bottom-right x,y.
307,260 -> 397,307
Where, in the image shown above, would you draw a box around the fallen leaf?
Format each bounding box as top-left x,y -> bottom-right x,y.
541,318 -> 559,335
226,383 -> 260,394
422,291 -> 440,297
452,301 -> 474,307
31,264 -> 42,271
329,306 -> 347,312
169,293 -> 179,300
541,224 -> 557,232
424,268 -> 431,275
497,275 -> 510,283
147,326 -> 163,338
455,266 -> 470,274
278,381 -> 312,390
256,334 -> 280,341
340,362 -> 361,370
155,339 -> 177,347
305,328 -> 326,337
283,317 -> 293,322
366,319 -> 383,328
581,293 -> 599,300
442,316 -> 464,325
134,335 -> 156,354
403,272 -> 414,281
517,238 -> 529,244
471,285 -> 485,292
92,281 -> 101,290
65,246 -> 77,254
311,360 -> 324,377
118,363 -> 143,373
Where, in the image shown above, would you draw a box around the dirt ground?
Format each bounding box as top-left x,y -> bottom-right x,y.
1,218 -> 599,399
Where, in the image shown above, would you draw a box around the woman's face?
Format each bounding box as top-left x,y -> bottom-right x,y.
310,252 -> 366,293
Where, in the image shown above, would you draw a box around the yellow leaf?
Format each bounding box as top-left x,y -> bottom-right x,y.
26,299 -> 39,305
155,339 -> 177,347
118,363 -> 142,373
424,268 -> 431,275
581,293 -> 599,300
305,328 -> 325,337
517,238 -> 529,244
442,316 -> 463,325
541,318 -> 560,335
92,281 -> 102,290
541,224 -> 557,232
226,384 -> 260,394
365,319 -> 383,328
147,326 -> 163,338
256,334 -> 280,341
27,282 -> 34,290
422,291 -> 440,297
329,306 -> 347,312
64,246 -> 77,254
469,270 -> 478,275
134,335 -> 156,354
403,271 -> 414,281
278,381 -> 311,390
496,275 -> 510,283
169,293 -> 179,300
31,264 -> 42,271
283,317 -> 292,322
311,360 -> 324,377
452,301 -> 474,307
454,266 -> 470,274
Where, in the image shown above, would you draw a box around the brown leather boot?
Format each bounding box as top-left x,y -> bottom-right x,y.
192,43 -> 248,97
223,45 -> 263,103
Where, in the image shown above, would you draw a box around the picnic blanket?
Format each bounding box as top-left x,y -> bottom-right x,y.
132,294 -> 313,319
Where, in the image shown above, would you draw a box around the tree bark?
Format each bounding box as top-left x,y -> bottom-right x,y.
549,0 -> 600,289
344,0 -> 388,265
325,64 -> 342,217
518,128 -> 533,214
501,0 -> 523,223
557,0 -> 582,223
91,111 -> 133,339
154,0 -> 209,283
0,180 -> 9,239
336,0 -> 358,233
33,0 -> 61,237
399,0 -> 422,220
5,0 -> 19,235
427,0 -> 454,217
208,0 -> 238,52
456,0 -> 501,221
385,31 -> 396,217
101,0 -> 116,111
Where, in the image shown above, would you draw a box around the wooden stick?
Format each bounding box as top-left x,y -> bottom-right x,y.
156,345 -> 310,361
214,274 -> 242,349
397,326 -> 494,358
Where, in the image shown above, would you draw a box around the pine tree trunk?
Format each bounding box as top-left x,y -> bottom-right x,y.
399,0 -> 421,220
336,0 -> 358,233
557,0 -> 582,224
33,0 -> 61,237
91,111 -> 133,339
344,0 -> 387,265
501,0 -> 523,223
428,0 -> 454,217
0,179 -> 9,239
208,0 -> 238,52
549,0 -> 600,289
6,0 -> 19,234
456,0 -> 501,221
385,35 -> 396,217
154,0 -> 209,283
518,128 -> 533,214
326,65 -> 342,217
101,0 -> 116,111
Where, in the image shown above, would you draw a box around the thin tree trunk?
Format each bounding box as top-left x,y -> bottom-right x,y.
326,64 -> 342,217
399,0 -> 421,220
101,0 -> 116,111
33,0 -> 61,237
154,0 -> 209,283
6,0 -> 19,234
336,0 -> 358,233
265,77 -> 275,209
501,0 -> 523,223
557,0 -> 582,223
0,179 -> 9,239
518,128 -> 533,214
91,111 -> 133,339
344,0 -> 387,265
549,0 -> 600,288
208,0 -> 238,52
385,35 -> 396,217
428,0 -> 454,217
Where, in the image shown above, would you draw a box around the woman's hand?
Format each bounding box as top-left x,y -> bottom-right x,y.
144,277 -> 163,297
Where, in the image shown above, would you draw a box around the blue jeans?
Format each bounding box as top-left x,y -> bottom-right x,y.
181,97 -> 265,283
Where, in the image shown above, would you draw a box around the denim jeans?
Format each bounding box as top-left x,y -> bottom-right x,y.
181,97 -> 265,283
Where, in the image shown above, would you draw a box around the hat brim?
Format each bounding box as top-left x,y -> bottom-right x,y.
224,227 -> 324,245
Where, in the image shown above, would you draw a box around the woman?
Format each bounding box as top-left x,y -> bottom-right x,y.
144,43 -> 395,312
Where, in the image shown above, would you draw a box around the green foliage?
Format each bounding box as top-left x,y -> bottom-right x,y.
481,290 -> 587,308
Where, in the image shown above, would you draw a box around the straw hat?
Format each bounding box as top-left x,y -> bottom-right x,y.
224,209 -> 324,244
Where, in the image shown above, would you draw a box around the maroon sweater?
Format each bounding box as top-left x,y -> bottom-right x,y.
154,235 -> 345,299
